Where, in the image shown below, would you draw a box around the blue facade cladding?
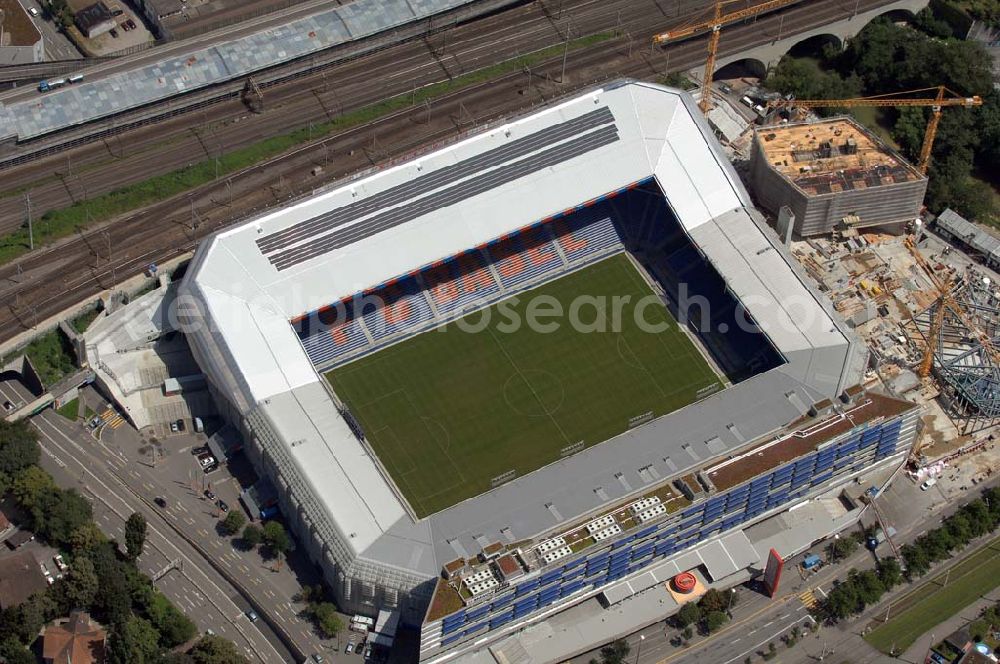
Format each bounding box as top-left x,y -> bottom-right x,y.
432,413 -> 912,647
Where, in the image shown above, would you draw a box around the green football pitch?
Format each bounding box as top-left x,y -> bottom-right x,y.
326,254 -> 721,517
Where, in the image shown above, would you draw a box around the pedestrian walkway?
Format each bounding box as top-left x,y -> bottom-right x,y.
799,589 -> 820,610
100,407 -> 125,429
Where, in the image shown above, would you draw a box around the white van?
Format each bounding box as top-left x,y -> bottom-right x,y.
920,477 -> 938,491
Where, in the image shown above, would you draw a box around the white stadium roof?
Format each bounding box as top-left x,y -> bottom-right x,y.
180,81 -> 865,577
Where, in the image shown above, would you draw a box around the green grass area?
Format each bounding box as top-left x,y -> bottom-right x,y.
865,538 -> 1000,654
327,254 -> 720,517
24,328 -> 77,387
55,397 -> 79,421
0,31 -> 615,267
70,307 -> 101,334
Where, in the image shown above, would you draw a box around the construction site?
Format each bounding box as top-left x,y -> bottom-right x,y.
748,117 -> 927,236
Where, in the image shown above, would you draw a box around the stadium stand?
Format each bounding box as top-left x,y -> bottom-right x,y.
291,179 -> 781,377
292,209 -> 623,368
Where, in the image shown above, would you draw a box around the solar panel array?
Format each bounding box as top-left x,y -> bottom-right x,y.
257,108 -> 619,271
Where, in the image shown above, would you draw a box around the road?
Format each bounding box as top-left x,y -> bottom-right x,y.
0,0 -> 905,352
11,0 -> 83,61
29,408 -> 298,663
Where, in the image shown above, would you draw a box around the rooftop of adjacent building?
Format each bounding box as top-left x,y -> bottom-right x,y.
0,0 -> 42,47
424,386 -> 916,623
756,117 -> 923,196
42,609 -> 107,664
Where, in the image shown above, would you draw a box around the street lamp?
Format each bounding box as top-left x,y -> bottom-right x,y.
728,587 -> 737,614
634,634 -> 645,664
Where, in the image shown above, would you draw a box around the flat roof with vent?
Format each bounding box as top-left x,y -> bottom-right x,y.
757,117 -> 923,196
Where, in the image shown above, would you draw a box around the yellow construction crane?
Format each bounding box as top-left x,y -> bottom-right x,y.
652,0 -> 800,113
903,236 -> 1000,378
767,86 -> 983,174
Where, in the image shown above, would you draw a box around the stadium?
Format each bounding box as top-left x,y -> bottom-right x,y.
178,81 -> 919,661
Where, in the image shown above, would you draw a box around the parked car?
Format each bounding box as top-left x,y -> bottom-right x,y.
312,655 -> 325,663
170,421 -> 179,433
345,642 -> 355,654
176,419 -> 186,432
28,7 -> 39,16
120,22 -> 130,31
204,463 -> 219,474
921,477 -> 938,491
204,489 -> 216,500
126,18 -> 136,29
2,401 -> 12,411
53,554 -> 68,572
111,6 -> 123,16
217,500 -> 229,513
364,644 -> 373,659
191,446 -> 208,456
198,454 -> 216,468
110,28 -> 118,37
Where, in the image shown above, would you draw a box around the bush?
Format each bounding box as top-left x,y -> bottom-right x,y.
702,610 -> 728,634
241,524 -> 263,549
220,511 -> 246,536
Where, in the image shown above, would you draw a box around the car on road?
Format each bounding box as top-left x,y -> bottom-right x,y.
154,496 -> 168,508
921,477 -> 938,491
53,554 -> 67,572
204,489 -> 215,500
217,500 -> 229,513
245,609 -> 258,623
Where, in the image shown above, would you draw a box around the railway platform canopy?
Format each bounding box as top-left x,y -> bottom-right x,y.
0,0 -> 484,144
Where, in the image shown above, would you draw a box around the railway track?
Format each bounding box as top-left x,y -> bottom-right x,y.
0,0 -> 902,347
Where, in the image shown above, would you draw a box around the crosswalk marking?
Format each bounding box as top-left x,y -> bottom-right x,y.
100,408 -> 126,429
799,589 -> 819,609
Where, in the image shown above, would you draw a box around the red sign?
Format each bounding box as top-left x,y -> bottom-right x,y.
763,548 -> 784,598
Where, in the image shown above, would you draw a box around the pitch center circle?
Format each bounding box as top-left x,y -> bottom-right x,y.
503,370 -> 565,417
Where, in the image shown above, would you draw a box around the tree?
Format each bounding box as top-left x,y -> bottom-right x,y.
0,638 -> 34,664
30,487 -> 92,547
63,556 -> 99,608
0,421 -> 40,476
828,536 -> 858,562
142,590 -> 197,647
698,588 -> 730,614
676,602 -> 702,628
600,639 -> 631,664
68,522 -> 106,553
262,521 -> 290,559
241,524 -> 263,549
11,466 -> 54,509
854,569 -> 885,606
125,513 -> 147,561
220,511 -> 246,537
312,602 -> 343,638
877,557 -> 903,590
190,635 -> 250,664
901,542 -> 931,578
107,616 -> 160,664
702,610 -> 728,634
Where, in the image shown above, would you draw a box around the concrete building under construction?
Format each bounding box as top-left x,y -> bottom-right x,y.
749,117 -> 927,237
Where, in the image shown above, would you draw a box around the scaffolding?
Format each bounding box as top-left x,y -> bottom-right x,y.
905,275 -> 1000,432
